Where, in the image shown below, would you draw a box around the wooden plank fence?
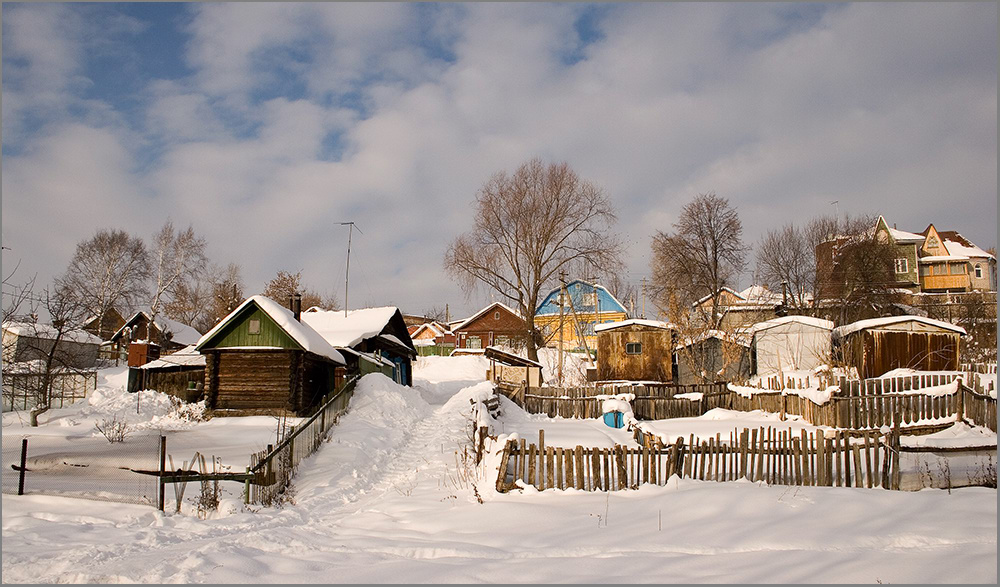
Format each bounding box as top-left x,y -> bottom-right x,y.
496,426 -> 903,493
500,373 -> 996,432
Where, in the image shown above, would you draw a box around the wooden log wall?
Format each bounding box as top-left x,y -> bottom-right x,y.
215,350 -> 295,411
496,427 -> 904,493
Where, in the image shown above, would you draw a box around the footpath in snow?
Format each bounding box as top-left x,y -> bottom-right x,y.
2,355 -> 996,583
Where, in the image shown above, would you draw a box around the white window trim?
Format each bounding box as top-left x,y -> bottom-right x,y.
894,258 -> 908,274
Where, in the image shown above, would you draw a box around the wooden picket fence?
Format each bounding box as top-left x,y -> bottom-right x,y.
496,426 -> 903,493
500,373 -> 997,432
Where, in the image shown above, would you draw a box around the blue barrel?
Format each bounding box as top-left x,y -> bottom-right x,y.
603,411 -> 625,429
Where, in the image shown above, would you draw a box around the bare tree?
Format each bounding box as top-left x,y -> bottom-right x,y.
754,224 -> 812,311
14,288 -> 93,426
209,263 -> 246,323
262,270 -> 334,311
54,229 -> 149,338
149,220 -> 208,343
444,158 -> 623,361
650,192 -> 746,329
2,256 -> 37,323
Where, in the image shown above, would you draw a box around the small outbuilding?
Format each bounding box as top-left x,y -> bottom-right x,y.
595,319 -> 676,383
130,345 -> 206,401
2,321 -> 102,369
110,312 -> 203,357
832,315 -> 965,379
674,330 -> 751,385
749,315 -> 834,376
484,345 -> 544,388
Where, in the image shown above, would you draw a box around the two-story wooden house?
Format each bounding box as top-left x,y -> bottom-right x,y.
917,224 -> 997,293
534,280 -> 628,351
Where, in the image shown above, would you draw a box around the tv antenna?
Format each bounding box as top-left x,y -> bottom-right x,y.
339,222 -> 362,317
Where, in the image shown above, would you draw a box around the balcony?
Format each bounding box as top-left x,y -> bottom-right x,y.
920,274 -> 969,292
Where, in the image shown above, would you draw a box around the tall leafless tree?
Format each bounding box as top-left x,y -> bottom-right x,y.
149,220 -> 208,343
209,263 -> 246,323
445,158 -> 623,361
754,224 -> 812,311
55,229 -> 150,338
650,192 -> 746,329
262,270 -> 335,312
2,255 -> 37,324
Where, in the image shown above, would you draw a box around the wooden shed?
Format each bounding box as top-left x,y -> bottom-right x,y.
484,345 -> 543,387
675,330 -> 751,385
749,316 -> 834,376
196,295 -> 346,415
130,345 -> 206,401
832,315 -> 965,379
595,319 -> 676,383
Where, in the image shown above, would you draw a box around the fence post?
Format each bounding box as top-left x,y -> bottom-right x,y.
17,438 -> 27,495
158,435 -> 166,512
956,379 -> 965,424
244,466 -> 252,505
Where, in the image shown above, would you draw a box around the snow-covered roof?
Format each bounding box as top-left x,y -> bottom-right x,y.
2,321 -> 103,345
888,227 -> 924,242
301,306 -> 402,349
749,315 -> 834,335
337,346 -> 395,367
196,296 -> 345,364
942,238 -> 993,260
112,312 -> 203,346
412,322 -> 449,339
832,315 -> 967,338
692,287 -> 743,306
452,302 -> 523,332
594,319 -> 674,333
138,345 -> 206,369
379,333 -> 411,350
483,345 -> 542,368
675,329 -> 751,349
920,255 -> 969,263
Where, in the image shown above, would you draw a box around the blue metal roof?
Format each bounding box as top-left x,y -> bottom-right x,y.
535,280 -> 628,316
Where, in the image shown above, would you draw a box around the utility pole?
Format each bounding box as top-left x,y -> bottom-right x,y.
339,222 -> 362,317
640,277 -> 647,319
558,271 -> 566,386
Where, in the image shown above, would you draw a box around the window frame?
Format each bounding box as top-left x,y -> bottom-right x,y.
625,342 -> 642,355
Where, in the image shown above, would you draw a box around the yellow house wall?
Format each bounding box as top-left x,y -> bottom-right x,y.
536,311 -> 628,350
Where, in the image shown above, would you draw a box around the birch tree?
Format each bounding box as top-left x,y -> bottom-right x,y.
55,229 -> 150,338
149,221 -> 208,343
444,158 -> 623,361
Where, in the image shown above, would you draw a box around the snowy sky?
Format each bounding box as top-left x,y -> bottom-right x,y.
2,2 -> 996,321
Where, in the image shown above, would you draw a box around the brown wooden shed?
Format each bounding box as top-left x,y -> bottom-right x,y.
832,315 -> 966,379
595,319 -> 676,383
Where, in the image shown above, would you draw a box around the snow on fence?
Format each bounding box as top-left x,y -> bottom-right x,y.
496,427 -> 904,492
497,425 -> 997,493
245,375 -> 360,506
500,374 -> 996,432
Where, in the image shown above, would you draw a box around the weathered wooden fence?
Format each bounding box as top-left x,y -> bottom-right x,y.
496,427 -> 903,493
500,373 -> 997,432
245,375 -> 359,505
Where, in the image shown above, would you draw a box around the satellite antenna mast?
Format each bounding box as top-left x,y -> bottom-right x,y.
339,222 -> 362,317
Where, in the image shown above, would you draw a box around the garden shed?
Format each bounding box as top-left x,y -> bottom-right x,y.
484,345 -> 543,387
595,319 -> 676,383
195,295 -> 346,415
749,315 -> 834,376
129,345 -> 206,401
674,330 -> 751,385
832,315 -> 965,379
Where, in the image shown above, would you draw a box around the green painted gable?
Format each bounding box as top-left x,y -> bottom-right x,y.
198,303 -> 300,351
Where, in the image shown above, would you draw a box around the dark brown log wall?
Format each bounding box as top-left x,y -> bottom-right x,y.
214,349 -> 296,411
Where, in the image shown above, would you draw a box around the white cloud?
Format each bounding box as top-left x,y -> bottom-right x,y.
3,3 -> 995,321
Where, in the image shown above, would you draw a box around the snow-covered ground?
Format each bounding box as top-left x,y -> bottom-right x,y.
2,358 -> 997,583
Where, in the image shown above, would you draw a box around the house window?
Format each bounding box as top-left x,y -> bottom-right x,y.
467,336 -> 482,349
975,264 -> 983,279
494,311 -> 500,320
894,258 -> 908,274
626,342 -> 642,355
248,319 -> 260,335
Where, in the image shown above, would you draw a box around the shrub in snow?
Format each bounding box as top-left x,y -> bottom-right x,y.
94,413 -> 132,443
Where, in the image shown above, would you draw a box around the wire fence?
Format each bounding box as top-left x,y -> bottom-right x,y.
2,370 -> 98,412
1,431 -> 161,506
